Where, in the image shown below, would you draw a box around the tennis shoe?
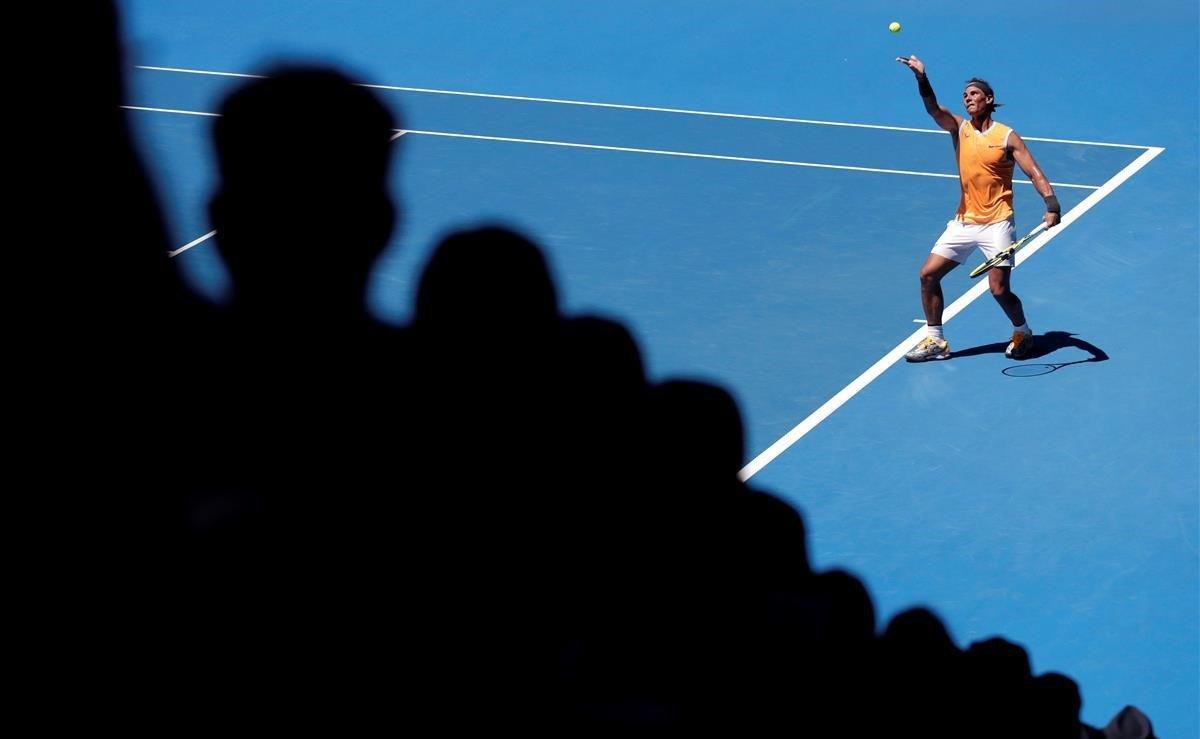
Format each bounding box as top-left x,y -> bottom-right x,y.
1005,330 -> 1034,359
905,336 -> 950,362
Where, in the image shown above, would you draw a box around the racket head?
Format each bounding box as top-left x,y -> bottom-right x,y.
969,256 -> 1003,278
968,224 -> 1047,279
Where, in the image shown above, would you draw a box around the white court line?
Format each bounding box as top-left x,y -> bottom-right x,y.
402,129 -> 1099,190
121,106 -> 1100,190
124,104 -> 220,118
169,229 -> 216,257
738,145 -> 1166,481
135,64 -> 1152,150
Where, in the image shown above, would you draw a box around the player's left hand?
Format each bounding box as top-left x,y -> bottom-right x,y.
1043,211 -> 1061,229
896,55 -> 926,76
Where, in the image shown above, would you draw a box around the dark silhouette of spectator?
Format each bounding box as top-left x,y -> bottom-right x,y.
14,1 -> 198,728
551,315 -> 650,596
414,227 -> 558,336
647,379 -> 744,493
19,0 -> 178,490
211,68 -> 397,330
1023,672 -> 1158,739
196,63 -> 402,502
963,636 -> 1036,738
1101,705 -> 1157,739
1029,672 -> 1098,739
881,607 -> 966,737
407,225 -> 569,727
179,65 -> 406,729
409,225 -> 563,530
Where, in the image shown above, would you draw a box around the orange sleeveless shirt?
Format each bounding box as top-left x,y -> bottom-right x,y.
954,119 -> 1014,224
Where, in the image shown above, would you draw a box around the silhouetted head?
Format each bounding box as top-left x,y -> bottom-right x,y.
560,315 -> 645,387
1028,672 -> 1083,737
965,637 -> 1032,684
1103,705 -> 1156,739
211,66 -> 397,319
815,569 -> 876,644
878,607 -> 964,734
414,226 -> 558,335
734,490 -> 811,584
883,607 -> 959,662
649,380 -> 744,484
547,315 -> 649,489
963,636 -> 1034,732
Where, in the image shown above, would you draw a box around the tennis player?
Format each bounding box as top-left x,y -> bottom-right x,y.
896,55 -> 1061,362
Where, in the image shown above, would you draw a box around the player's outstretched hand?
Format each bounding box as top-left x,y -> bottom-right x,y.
896,54 -> 925,75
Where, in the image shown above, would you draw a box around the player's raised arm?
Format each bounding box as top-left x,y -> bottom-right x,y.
1008,132 -> 1062,228
895,55 -> 960,132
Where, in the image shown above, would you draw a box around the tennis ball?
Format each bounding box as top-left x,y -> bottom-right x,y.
889,21 -> 902,33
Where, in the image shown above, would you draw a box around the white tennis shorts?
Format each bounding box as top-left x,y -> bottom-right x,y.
931,218 -> 1015,266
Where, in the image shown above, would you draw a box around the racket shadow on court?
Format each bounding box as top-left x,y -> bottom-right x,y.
950,331 -> 1109,377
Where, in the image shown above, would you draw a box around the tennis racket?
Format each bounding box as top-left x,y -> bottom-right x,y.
968,223 -> 1047,279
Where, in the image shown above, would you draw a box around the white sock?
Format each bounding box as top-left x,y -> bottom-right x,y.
927,324 -> 945,341
1013,322 -> 1031,335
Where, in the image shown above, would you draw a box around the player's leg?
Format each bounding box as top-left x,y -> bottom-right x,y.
920,253 -> 959,327
989,266 -> 1035,358
906,253 -> 958,362
980,220 -> 1034,358
988,265 -> 1025,325
906,223 -> 968,363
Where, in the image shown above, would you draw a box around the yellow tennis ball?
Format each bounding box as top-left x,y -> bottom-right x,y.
889,21 -> 902,33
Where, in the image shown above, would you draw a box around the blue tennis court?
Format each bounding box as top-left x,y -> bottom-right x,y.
120,0 -> 1198,734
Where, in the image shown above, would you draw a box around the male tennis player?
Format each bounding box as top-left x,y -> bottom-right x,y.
896,55 -> 1061,362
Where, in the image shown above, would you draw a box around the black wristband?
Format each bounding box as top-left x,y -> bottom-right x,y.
917,73 -> 934,98
1043,194 -> 1061,214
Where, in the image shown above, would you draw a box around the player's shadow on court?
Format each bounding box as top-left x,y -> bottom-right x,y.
951,331 -> 1108,371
